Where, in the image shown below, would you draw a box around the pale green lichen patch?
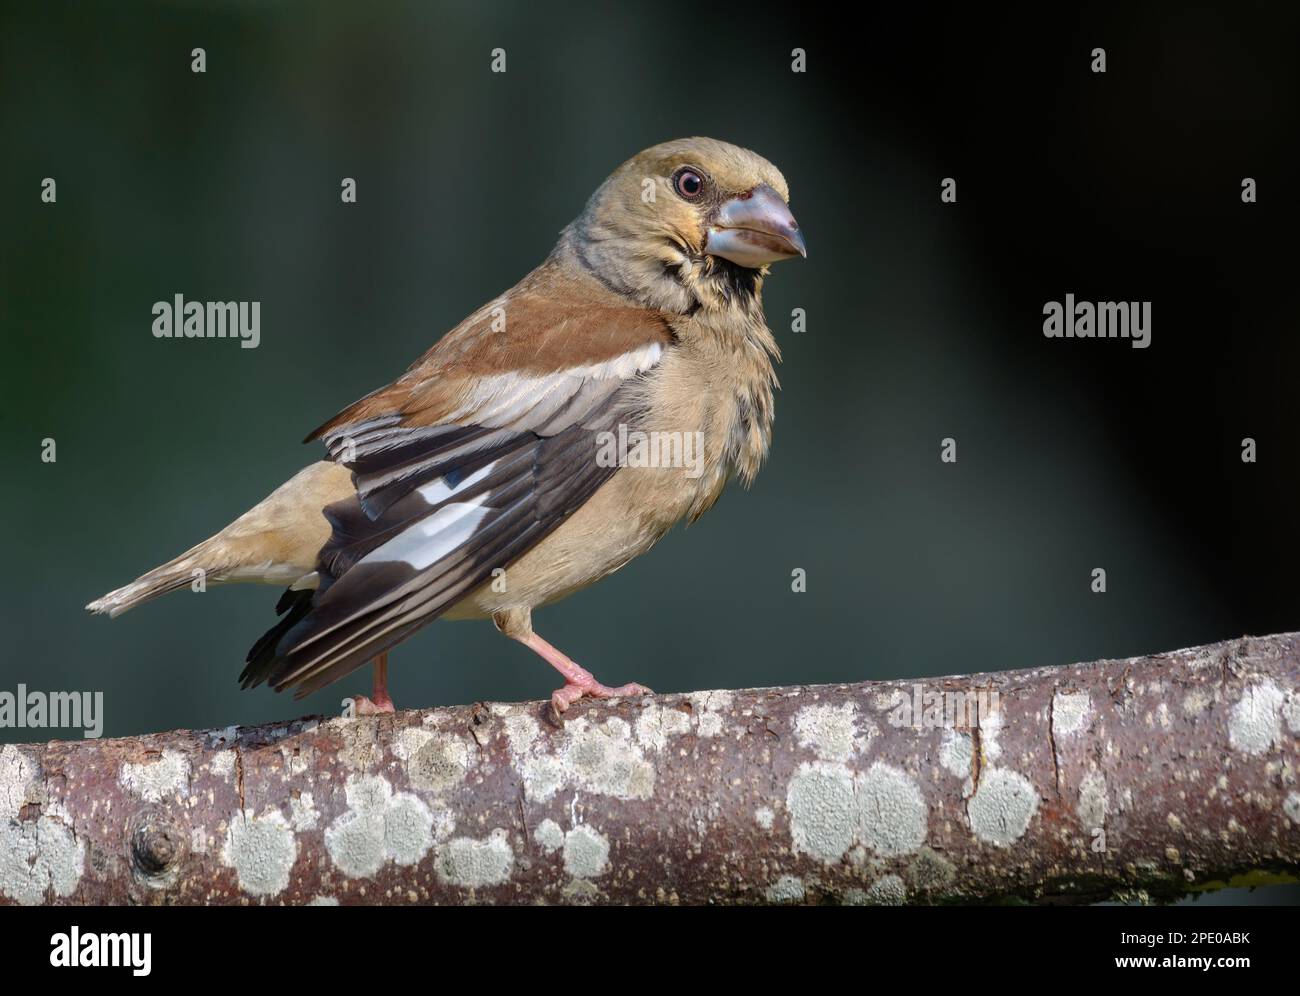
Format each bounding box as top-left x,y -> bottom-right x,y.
0,747 -> 83,905
1078,770 -> 1107,830
278,742 -> 314,778
521,756 -> 566,803
393,728 -> 471,794
221,808 -> 297,898
438,829 -> 514,888
535,818 -> 564,853
786,760 -> 928,862
905,847 -> 956,892
120,749 -> 190,802
787,763 -> 856,862
568,718 -> 655,798
857,762 -> 928,856
939,730 -> 973,780
1052,691 -> 1092,737
0,744 -> 37,816
332,717 -> 385,770
968,767 -> 1039,846
289,792 -> 320,831
503,713 -> 541,758
978,708 -> 1005,761
385,795 -> 439,866
864,873 -> 907,905
635,703 -> 692,752
795,702 -> 864,761
209,750 -> 236,781
562,824 -> 610,879
689,690 -> 734,737
0,814 -> 85,905
521,716 -> 655,803
324,774 -> 440,878
1229,681 -> 1286,755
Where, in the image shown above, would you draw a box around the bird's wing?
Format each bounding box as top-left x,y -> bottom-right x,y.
242,275 -> 673,697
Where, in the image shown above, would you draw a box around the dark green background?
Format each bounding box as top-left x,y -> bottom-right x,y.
2,3 -> 1296,904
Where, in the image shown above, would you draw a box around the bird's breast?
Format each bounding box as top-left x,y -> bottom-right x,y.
447,313 -> 779,618
638,320 -> 778,507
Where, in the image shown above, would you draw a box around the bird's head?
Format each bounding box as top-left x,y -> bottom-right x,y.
565,137 -> 805,314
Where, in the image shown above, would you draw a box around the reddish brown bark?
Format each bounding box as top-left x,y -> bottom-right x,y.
3,633 -> 1298,904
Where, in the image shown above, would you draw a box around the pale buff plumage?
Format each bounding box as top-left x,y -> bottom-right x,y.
88,137 -> 804,712
87,462 -> 353,617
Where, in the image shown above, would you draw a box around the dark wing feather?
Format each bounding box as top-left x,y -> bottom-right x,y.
254,404 -> 622,698
239,587 -> 315,689
244,273 -> 672,698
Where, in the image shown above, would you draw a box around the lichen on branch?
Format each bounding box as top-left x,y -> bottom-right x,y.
3,634 -> 1299,905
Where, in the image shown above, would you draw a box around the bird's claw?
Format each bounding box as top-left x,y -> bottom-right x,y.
551,679 -> 653,715
353,694 -> 395,716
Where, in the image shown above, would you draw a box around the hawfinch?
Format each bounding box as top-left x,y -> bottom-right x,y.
88,137 -> 806,714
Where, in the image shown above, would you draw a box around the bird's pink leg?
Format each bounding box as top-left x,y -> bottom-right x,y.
519,632 -> 652,713
354,653 -> 395,715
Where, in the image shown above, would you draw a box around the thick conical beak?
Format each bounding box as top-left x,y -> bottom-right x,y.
704,183 -> 806,268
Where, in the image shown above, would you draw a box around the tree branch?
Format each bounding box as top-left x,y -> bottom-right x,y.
4,633 -> 1299,905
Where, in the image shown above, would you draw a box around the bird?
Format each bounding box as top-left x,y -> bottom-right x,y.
87,137 -> 806,715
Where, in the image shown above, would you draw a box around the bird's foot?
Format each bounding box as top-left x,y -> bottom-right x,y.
510,627 -> 651,715
353,652 -> 395,715
353,692 -> 395,716
551,673 -> 653,714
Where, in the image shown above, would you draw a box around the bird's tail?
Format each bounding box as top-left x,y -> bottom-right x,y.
85,461 -> 355,619
85,536 -> 235,618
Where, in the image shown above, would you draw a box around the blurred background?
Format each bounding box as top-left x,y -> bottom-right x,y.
1,2 -> 1296,902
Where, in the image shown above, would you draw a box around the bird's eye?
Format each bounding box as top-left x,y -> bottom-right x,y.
673,168 -> 705,200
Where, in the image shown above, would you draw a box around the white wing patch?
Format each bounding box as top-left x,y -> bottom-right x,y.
366,495 -> 493,570
445,343 -> 664,430
417,460 -> 497,505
